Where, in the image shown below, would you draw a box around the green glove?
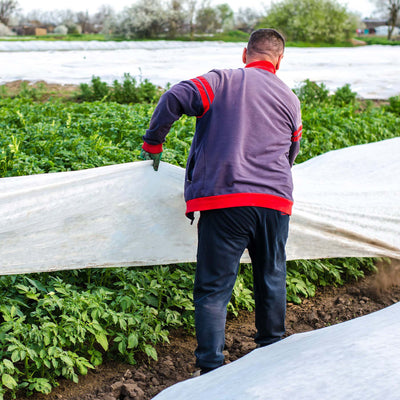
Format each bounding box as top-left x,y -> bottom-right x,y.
140,149 -> 162,171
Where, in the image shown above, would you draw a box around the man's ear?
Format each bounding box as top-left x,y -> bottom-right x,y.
242,47 -> 247,64
276,54 -> 284,71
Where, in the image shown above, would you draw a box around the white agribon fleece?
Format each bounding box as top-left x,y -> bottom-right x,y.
0,137 -> 399,276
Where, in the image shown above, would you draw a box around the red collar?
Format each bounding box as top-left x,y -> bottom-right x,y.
245,61 -> 276,74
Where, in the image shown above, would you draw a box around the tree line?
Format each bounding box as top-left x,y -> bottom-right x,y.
0,0 -> 399,42
1,0 -> 262,37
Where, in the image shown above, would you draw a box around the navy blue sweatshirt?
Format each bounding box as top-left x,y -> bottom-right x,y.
143,60 -> 302,216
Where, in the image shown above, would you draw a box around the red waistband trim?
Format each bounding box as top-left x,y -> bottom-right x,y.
186,193 -> 293,215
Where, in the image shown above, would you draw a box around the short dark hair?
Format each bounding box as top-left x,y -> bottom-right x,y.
247,28 -> 285,59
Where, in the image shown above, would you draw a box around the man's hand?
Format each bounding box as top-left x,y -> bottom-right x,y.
140,149 -> 162,171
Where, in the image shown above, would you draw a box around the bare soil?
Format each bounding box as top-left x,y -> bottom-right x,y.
1,80 -> 79,101
17,261 -> 400,400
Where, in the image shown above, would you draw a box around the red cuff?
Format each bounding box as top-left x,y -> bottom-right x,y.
142,142 -> 163,154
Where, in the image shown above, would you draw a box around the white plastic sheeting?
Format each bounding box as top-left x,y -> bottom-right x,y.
0,162 -> 197,275
153,301 -> 400,400
1,43 -> 400,99
288,137 -> 400,261
0,138 -> 400,276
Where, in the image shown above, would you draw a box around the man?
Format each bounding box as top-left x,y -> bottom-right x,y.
141,28 -> 302,375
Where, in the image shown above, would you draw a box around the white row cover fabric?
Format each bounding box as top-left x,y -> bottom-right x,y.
288,137 -> 400,261
1,44 -> 400,99
1,138 -> 400,275
153,301 -> 400,400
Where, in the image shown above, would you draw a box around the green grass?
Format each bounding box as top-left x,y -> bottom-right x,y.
359,36 -> 400,45
3,31 -> 399,46
0,33 -> 109,42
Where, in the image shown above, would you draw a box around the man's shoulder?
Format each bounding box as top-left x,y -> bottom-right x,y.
271,75 -> 300,104
201,67 -> 238,79
195,68 -> 239,92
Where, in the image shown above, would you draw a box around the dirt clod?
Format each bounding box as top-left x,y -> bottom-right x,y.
121,383 -> 145,399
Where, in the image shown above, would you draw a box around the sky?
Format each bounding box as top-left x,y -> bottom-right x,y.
16,0 -> 378,18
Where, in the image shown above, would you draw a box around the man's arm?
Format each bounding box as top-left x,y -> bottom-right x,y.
141,80 -> 204,170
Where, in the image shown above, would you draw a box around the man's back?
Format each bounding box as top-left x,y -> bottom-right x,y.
183,61 -> 302,215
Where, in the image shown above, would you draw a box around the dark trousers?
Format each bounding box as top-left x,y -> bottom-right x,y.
194,206 -> 289,369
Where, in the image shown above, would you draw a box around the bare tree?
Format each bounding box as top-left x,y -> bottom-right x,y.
24,10 -> 62,26
373,0 -> 400,39
76,11 -> 90,33
195,4 -> 219,33
216,3 -> 234,31
387,0 -> 400,39
56,9 -> 76,27
0,0 -> 19,26
185,0 -> 197,39
194,1 -> 235,34
166,0 -> 186,38
235,7 -> 262,33
93,4 -> 116,34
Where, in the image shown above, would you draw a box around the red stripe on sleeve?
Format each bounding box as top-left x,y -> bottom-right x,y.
197,76 -> 215,103
292,125 -> 303,142
190,78 -> 209,116
191,77 -> 215,117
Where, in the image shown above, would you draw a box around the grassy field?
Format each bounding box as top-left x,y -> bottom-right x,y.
1,31 -> 399,45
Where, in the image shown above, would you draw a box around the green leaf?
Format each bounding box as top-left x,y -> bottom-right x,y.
127,333 -> 139,349
2,373 -> 18,390
32,378 -> 52,394
95,332 -> 108,351
11,350 -> 20,363
76,361 -> 88,375
118,340 -> 126,354
144,345 -> 158,361
119,318 -> 127,331
60,354 -> 74,367
88,349 -> 103,366
2,359 -> 14,372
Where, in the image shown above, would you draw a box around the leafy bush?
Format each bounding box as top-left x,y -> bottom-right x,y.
286,258 -> 377,304
259,0 -> 358,43
0,22 -> 15,36
294,79 -> 330,105
78,74 -> 160,104
386,95 -> 400,115
54,25 -> 68,35
79,76 -> 110,102
331,83 -> 357,106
